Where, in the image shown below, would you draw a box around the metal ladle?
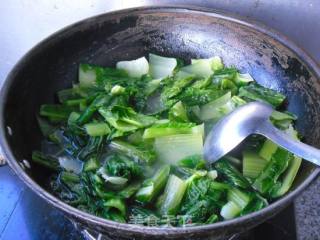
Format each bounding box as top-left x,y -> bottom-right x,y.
204,101 -> 320,166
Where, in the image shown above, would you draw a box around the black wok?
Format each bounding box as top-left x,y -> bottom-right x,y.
1,6 -> 319,240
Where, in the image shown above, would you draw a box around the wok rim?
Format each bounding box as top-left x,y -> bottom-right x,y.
0,5 -> 319,236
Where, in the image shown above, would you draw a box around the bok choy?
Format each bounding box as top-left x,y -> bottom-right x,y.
31,53 -> 303,227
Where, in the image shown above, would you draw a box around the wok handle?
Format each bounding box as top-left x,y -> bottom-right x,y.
256,121 -> 320,167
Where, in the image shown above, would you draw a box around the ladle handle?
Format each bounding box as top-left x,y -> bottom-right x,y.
256,121 -> 320,166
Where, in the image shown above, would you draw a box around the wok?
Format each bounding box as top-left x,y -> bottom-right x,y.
0,6 -> 319,240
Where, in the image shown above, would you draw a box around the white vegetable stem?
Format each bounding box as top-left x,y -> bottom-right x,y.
116,57 -> 149,78
149,53 -> 177,79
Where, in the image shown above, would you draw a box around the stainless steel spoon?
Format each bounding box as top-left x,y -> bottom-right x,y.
204,101 -> 320,166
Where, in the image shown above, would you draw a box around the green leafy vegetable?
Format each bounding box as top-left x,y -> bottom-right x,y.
60,171 -> 81,184
178,87 -> 227,106
143,122 -> 203,139
234,73 -> 254,86
40,104 -> 75,121
103,154 -> 142,181
239,83 -> 286,107
240,194 -> 267,216
178,177 -> 225,224
103,198 -> 126,216
215,159 -> 251,189
242,151 -> 268,178
84,122 -> 111,136
109,140 -> 156,164
227,188 -> 251,209
270,126 -> 302,197
158,174 -> 187,215
79,63 -> 128,87
169,101 -> 189,122
253,148 -> 291,195
33,53 -> 302,226
199,92 -> 232,121
161,76 -> 195,106
136,165 -> 170,203
99,105 -> 156,132
259,139 -> 278,161
118,182 -> 141,199
177,154 -> 206,169
32,151 -> 60,171
83,157 -> 100,172
77,95 -> 112,125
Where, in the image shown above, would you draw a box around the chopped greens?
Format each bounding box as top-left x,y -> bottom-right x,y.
32,54 -> 302,227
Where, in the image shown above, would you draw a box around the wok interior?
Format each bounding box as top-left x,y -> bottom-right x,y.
3,9 -> 319,213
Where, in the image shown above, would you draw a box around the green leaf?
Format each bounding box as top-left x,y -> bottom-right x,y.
253,148 -> 291,195
104,154 -> 142,181
79,63 -> 128,87
238,83 -> 286,107
161,76 -> 195,104
60,171 -> 81,184
40,104 -> 75,121
242,151 -> 268,178
107,210 -> 127,223
32,151 -> 60,171
179,177 -> 225,224
240,194 -> 267,216
84,122 -> 111,136
177,154 -> 206,169
159,174 -> 187,215
270,125 -> 302,198
83,157 -> 100,172
99,105 -> 156,132
214,158 -> 251,189
169,101 -> 189,122
143,122 -> 198,139
211,67 -> 238,86
205,213 -> 219,224
103,198 -> 126,216
234,73 -> 254,87
135,165 -> 170,203
77,95 -> 112,125
109,140 -> 156,164
118,182 -> 141,199
227,188 -> 251,209
221,79 -> 238,95
259,139 -> 278,161
178,87 -> 227,106
199,91 -> 232,121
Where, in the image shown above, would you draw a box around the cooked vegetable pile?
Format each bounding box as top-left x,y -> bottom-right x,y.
32,54 -> 302,226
